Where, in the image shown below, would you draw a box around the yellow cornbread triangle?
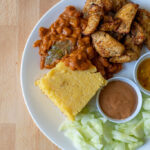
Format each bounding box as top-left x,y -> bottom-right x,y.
35,62 -> 107,120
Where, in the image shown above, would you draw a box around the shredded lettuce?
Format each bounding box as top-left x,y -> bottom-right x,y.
59,94 -> 150,150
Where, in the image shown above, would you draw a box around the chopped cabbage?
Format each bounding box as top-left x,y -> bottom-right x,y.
59,94 -> 150,150
128,141 -> 144,150
142,111 -> 150,119
143,98 -> 150,111
143,119 -> 150,137
112,130 -> 138,143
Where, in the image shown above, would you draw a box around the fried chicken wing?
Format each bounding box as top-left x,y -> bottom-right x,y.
115,3 -> 139,34
136,9 -> 150,50
92,31 -> 125,57
131,22 -> 145,45
83,5 -> 104,35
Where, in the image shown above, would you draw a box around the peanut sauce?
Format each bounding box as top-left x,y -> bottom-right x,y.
137,58 -> 150,91
99,80 -> 137,120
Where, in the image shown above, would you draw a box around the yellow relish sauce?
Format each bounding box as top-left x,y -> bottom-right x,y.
137,58 -> 150,91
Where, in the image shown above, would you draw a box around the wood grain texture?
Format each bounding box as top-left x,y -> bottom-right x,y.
0,0 -> 60,150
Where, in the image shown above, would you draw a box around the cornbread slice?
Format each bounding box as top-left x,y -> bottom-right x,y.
35,62 -> 107,120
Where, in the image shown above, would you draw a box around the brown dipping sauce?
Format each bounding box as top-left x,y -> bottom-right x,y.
99,80 -> 137,120
137,58 -> 150,91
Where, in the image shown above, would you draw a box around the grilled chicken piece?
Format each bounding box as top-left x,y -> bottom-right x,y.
83,0 -> 113,17
110,35 -> 142,63
92,31 -> 125,57
115,3 -> 139,34
83,0 -> 103,17
83,5 -> 104,35
100,18 -> 122,32
112,0 -> 127,12
131,22 -> 145,45
136,9 -> 150,50
103,0 -> 113,12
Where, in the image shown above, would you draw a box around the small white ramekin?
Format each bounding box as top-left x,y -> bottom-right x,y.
134,52 -> 150,96
96,77 -> 142,124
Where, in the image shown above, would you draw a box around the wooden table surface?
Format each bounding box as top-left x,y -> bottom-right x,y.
0,0 -> 61,150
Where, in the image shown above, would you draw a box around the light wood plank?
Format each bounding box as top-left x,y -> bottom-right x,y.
40,0 -> 60,17
0,123 -> 16,150
0,26 -> 18,123
0,0 -> 17,25
0,0 -> 61,149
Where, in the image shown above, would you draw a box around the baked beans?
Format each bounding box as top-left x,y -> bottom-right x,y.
33,6 -> 88,69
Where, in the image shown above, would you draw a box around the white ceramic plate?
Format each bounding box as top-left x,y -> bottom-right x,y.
20,0 -> 150,149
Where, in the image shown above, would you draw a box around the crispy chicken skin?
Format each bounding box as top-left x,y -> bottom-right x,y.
83,5 -> 104,35
115,3 -> 139,34
131,22 -> 145,45
136,9 -> 150,50
92,31 -> 125,57
110,35 -> 142,63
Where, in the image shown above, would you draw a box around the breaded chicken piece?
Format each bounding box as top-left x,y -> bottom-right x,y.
115,3 -> 139,34
92,31 -> 125,57
131,22 -> 145,45
110,35 -> 142,63
112,0 -> 127,12
100,18 -> 122,32
83,5 -> 104,35
136,9 -> 150,50
83,0 -> 113,17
